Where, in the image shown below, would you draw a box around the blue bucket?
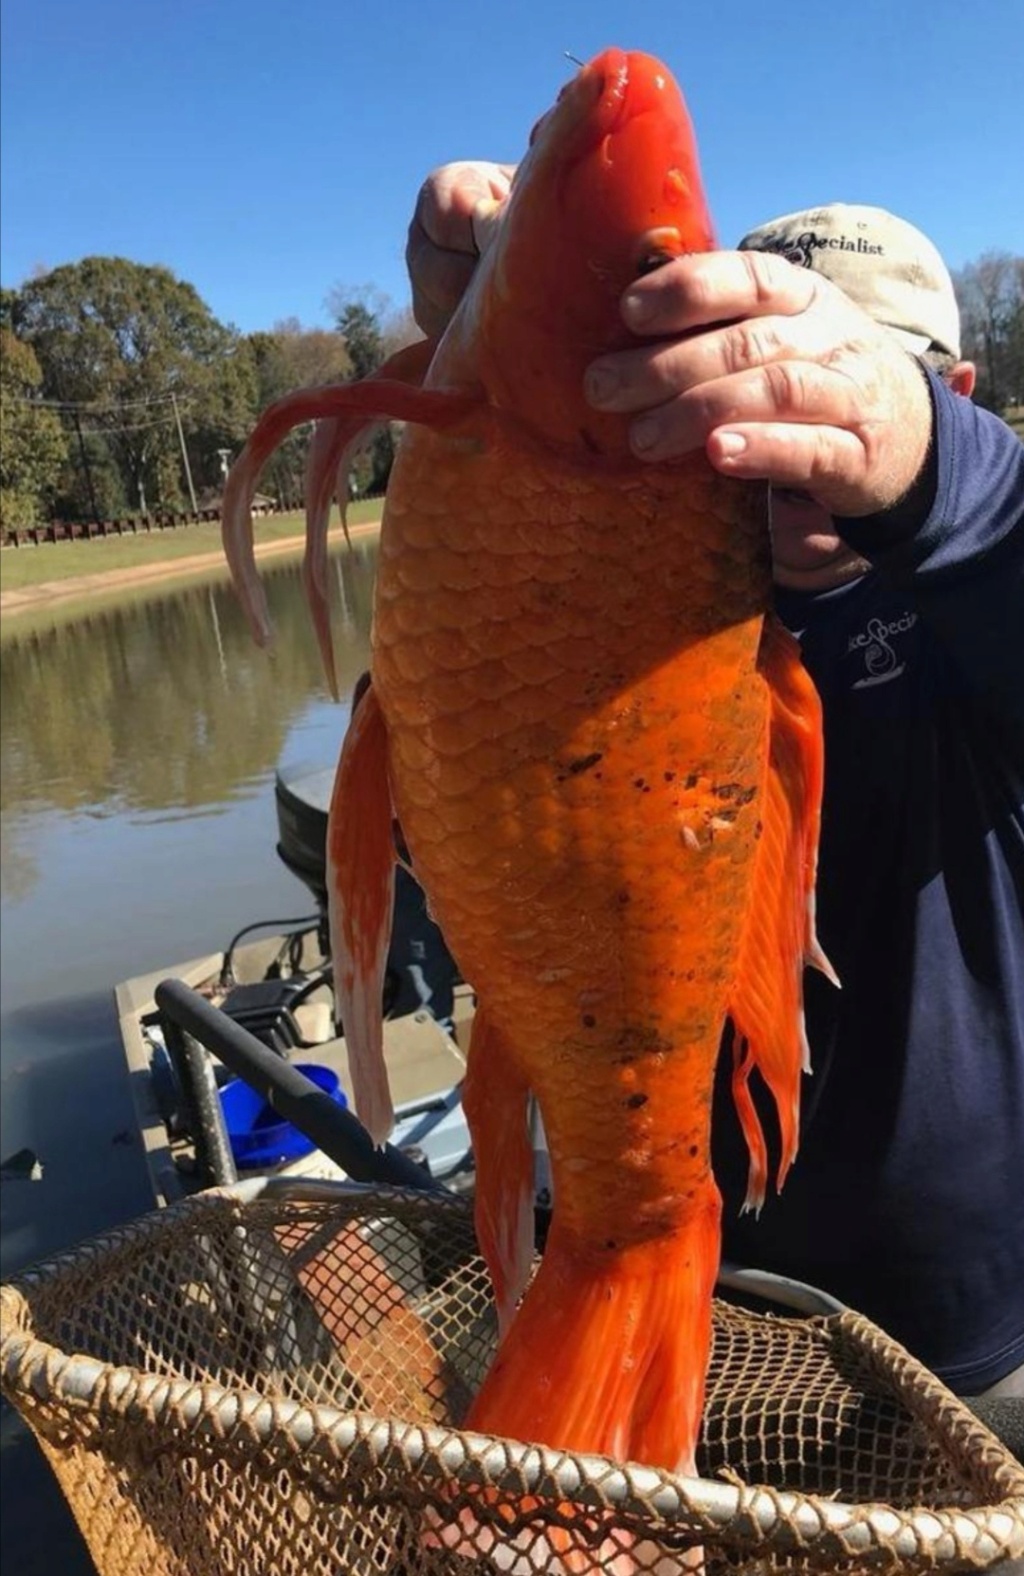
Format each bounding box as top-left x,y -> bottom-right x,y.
219,1063 -> 347,1170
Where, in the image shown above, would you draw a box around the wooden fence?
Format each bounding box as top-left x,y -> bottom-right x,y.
1,502 -> 298,549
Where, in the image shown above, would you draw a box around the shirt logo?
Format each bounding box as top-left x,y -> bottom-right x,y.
847,612 -> 917,688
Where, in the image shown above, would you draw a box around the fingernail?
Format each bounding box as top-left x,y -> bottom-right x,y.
622,290 -> 656,328
631,415 -> 663,453
470,199 -> 502,257
717,432 -> 747,458
585,364 -> 621,406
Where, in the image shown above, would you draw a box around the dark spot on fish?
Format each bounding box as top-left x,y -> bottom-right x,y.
567,751 -> 603,776
688,1144 -> 699,1157
715,806 -> 739,823
579,427 -> 602,454
664,770 -> 676,783
582,1013 -> 597,1029
754,819 -> 763,840
605,1239 -> 617,1251
685,773 -> 698,789
625,1092 -> 649,1109
714,781 -> 743,800
736,785 -> 758,806
617,890 -> 630,905
612,1053 -> 638,1066
634,777 -> 646,789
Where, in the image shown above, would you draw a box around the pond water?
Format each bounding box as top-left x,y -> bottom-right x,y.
0,547 -> 377,1573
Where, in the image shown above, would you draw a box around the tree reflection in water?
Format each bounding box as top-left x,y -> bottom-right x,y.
0,546 -> 378,840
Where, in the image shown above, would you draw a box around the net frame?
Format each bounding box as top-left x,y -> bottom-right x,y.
2,1180 -> 1022,1574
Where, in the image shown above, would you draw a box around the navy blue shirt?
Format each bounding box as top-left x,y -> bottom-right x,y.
714,374 -> 1024,1393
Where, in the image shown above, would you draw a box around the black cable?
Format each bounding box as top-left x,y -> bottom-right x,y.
220,914 -> 321,988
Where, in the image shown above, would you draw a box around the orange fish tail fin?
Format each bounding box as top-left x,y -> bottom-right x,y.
467,1186 -> 721,1476
303,340 -> 437,696
462,1007 -> 535,1339
328,681 -> 396,1144
728,616 -> 835,1212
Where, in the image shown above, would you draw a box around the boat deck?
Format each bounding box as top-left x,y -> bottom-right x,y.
116,938 -> 475,1209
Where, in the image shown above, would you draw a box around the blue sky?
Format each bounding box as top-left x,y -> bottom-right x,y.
2,0 -> 1022,334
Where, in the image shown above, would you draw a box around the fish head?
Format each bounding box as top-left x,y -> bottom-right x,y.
465,48 -> 716,458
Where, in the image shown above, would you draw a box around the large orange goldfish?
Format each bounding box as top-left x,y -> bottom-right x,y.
224,48 -> 829,1485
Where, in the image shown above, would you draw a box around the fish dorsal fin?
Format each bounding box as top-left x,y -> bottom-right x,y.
727,616 -> 836,1212
221,338 -> 479,676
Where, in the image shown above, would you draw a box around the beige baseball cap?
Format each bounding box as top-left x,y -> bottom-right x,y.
739,203 -> 961,360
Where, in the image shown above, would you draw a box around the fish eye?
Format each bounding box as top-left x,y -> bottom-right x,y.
634,250 -> 676,277
634,228 -> 684,279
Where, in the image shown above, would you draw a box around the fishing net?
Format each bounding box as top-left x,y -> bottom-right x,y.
2,1183 -> 1022,1575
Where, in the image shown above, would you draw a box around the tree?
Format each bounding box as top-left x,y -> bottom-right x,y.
239,320 -> 351,505
332,298 -> 386,381
12,257 -> 252,516
328,288 -> 408,494
268,317 -> 352,388
0,323 -> 68,526
954,251 -> 1024,416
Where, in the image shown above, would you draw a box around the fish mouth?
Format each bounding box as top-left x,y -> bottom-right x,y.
579,47 -> 631,134
563,47 -> 648,147
530,49 -> 651,156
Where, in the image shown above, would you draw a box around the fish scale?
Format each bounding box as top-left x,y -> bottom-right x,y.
376,442 -> 769,1246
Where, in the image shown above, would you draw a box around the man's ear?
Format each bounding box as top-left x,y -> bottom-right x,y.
948,360 -> 977,398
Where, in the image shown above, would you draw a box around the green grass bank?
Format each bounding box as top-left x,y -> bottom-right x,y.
0,500 -> 383,597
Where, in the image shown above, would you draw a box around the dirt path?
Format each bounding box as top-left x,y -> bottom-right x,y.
0,520 -> 382,617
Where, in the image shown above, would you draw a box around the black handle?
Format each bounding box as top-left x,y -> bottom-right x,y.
154,978 -> 445,1193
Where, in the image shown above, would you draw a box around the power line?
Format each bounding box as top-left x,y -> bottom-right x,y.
4,390 -> 192,413
74,413 -> 184,437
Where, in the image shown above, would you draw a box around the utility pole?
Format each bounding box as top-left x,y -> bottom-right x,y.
171,393 -> 198,513
72,411 -> 101,526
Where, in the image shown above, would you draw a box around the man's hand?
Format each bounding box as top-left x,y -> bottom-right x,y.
406,161 -> 515,338
584,249 -> 935,518
405,168 -> 936,518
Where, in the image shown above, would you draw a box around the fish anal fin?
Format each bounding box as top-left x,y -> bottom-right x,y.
303,340 -> 442,695
328,682 -> 396,1145
728,616 -> 834,1205
466,1187 -> 721,1477
461,1007 -> 535,1339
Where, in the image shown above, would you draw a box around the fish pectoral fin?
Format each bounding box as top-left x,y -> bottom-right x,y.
302,415 -> 381,700
727,615 -> 835,1213
302,339 -> 443,695
221,335 -> 478,660
328,681 -> 397,1145
461,1007 -> 535,1339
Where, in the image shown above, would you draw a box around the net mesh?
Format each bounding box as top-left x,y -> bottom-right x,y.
2,1185 -> 1022,1574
